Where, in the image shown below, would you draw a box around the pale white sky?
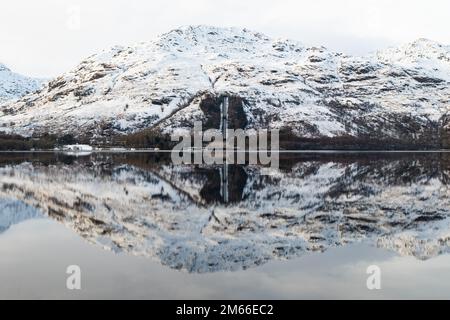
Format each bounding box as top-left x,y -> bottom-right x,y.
1,0 -> 449,78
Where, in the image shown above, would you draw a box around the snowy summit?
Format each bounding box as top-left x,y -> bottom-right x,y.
0,25 -> 449,149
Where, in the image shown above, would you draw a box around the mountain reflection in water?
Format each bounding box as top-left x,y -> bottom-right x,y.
0,152 -> 450,273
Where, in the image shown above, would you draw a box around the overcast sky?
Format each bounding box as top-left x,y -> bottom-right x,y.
1,0 -> 449,78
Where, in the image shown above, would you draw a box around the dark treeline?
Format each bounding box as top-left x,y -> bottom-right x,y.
0,133 -> 78,151
0,127 -> 448,151
114,129 -> 176,150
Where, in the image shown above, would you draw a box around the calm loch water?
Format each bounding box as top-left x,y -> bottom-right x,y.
1,152 -> 450,299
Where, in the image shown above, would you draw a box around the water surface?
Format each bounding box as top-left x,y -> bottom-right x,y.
1,152 -> 450,299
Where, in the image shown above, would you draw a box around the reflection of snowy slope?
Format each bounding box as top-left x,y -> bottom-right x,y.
0,198 -> 43,233
0,155 -> 449,272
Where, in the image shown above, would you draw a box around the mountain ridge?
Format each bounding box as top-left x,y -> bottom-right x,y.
0,25 -> 449,149
0,63 -> 44,104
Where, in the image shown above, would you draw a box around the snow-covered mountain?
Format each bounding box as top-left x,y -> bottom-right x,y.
1,153 -> 449,272
1,26 -> 450,148
0,63 -> 44,104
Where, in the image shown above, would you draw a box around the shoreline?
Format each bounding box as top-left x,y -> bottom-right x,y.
0,149 -> 450,154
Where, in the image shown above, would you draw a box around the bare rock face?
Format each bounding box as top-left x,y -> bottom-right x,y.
442,115 -> 450,148
0,26 -> 449,149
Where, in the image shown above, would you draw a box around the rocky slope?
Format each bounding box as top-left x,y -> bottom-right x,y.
0,63 -> 43,104
0,26 -> 449,149
0,153 -> 449,272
